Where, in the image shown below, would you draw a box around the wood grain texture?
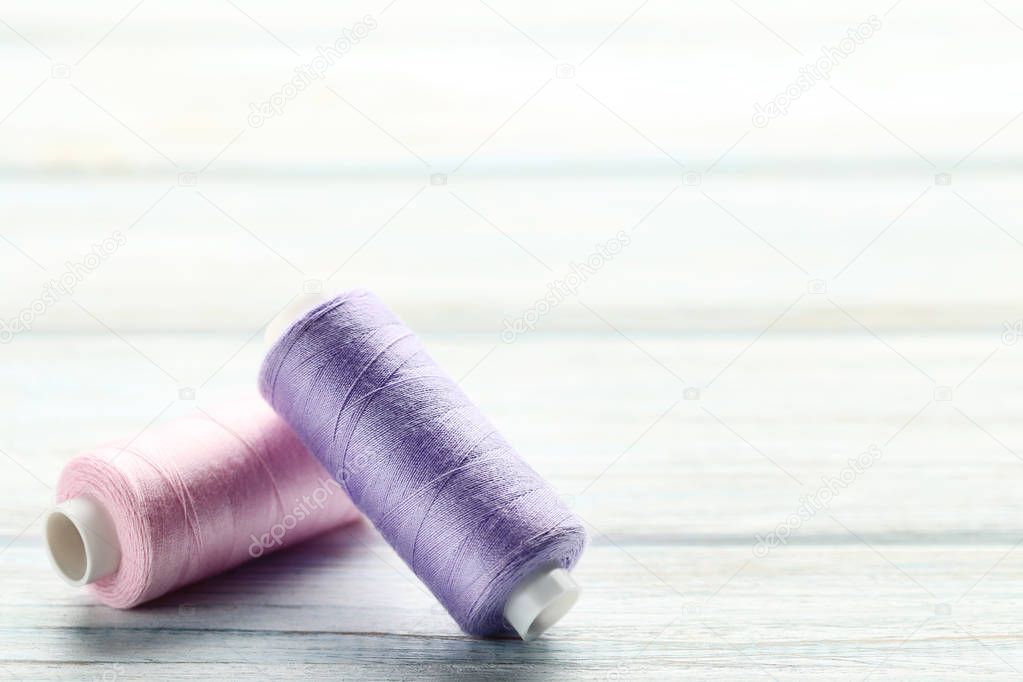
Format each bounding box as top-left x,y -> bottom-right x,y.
3,0 -> 1023,677
2,331 -> 1023,679
1,1 -> 1021,170
3,530 -> 1023,680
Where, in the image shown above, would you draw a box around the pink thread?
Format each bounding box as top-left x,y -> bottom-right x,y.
56,397 -> 360,607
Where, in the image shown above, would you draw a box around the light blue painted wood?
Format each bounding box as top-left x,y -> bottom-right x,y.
2,0 -> 1022,677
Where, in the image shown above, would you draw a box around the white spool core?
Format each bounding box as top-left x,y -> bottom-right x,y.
44,497 -> 121,586
264,293 -> 327,346
503,566 -> 580,640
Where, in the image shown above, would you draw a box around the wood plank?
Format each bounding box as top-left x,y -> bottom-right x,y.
1,2 -> 1021,171
3,331 -> 1023,538
2,176 -> 1022,333
2,533 -> 1022,678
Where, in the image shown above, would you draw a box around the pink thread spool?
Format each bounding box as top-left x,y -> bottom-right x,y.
44,398 -> 360,607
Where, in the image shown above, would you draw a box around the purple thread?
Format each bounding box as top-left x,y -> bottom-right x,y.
259,290 -> 586,636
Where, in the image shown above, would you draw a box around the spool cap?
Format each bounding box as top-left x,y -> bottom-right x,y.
44,496 -> 121,586
503,566 -> 580,640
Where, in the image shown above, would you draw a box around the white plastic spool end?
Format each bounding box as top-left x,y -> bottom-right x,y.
503,566 -> 580,641
44,497 -> 121,586
264,293 -> 328,346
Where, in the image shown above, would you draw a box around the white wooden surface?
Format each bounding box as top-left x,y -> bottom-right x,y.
2,0 -> 1023,679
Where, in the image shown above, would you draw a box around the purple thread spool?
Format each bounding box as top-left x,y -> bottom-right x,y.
260,290 -> 586,639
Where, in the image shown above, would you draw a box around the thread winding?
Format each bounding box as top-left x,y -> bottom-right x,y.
260,289 -> 586,636
55,398 -> 360,607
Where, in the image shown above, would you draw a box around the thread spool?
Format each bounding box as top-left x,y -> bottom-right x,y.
261,289 -> 586,639
44,398 -> 360,607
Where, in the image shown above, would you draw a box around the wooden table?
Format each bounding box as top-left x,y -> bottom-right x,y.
2,0 -> 1023,678
4,327 -> 1023,679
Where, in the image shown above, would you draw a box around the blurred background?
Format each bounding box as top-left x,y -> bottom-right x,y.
3,0 -> 1023,677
